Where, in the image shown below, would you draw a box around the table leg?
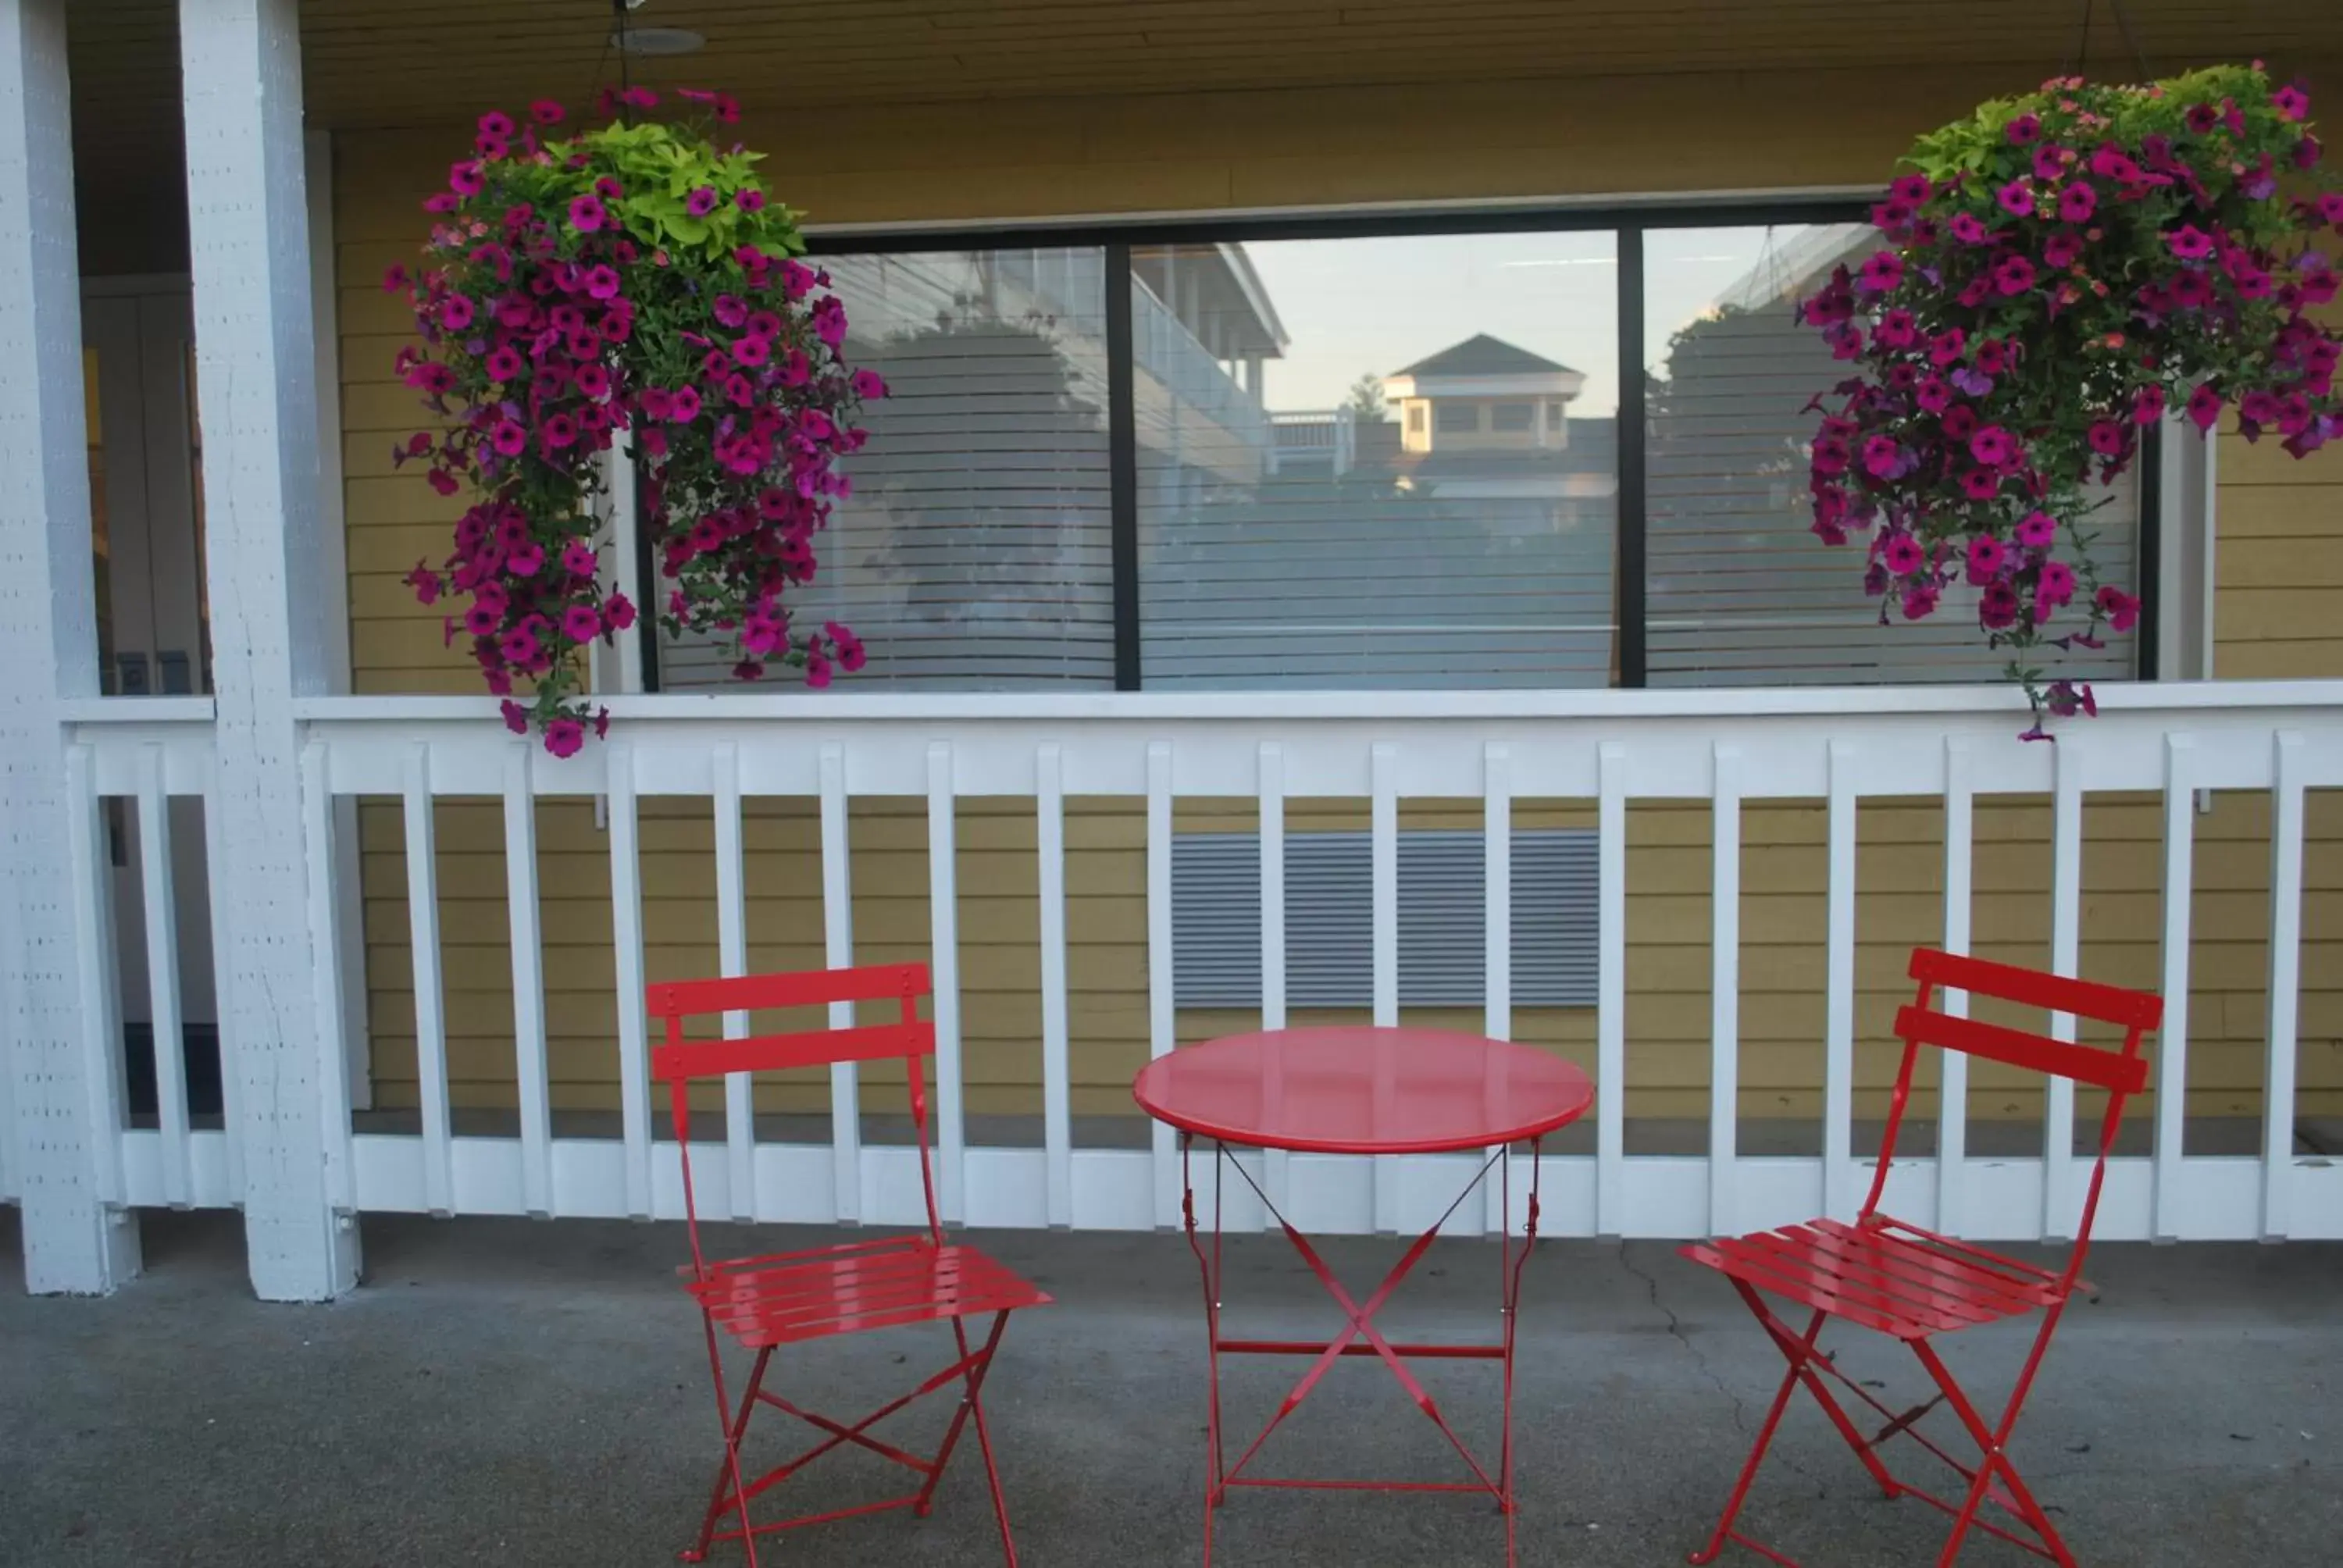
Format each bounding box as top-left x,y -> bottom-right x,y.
1181,1135 -> 1229,1564
1189,1146 -> 1527,1564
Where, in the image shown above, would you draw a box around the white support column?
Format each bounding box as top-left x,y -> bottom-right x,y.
180,0 -> 360,1299
0,0 -> 143,1293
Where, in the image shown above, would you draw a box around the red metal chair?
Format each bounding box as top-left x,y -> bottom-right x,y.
1681,948 -> 2162,1568
650,964 -> 1050,1566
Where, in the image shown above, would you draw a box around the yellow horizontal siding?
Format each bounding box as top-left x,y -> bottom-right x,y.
335,72 -> 2343,1128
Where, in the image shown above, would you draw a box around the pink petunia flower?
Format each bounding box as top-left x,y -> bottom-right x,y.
2056,181 -> 2097,223
530,99 -> 565,126
2006,113 -> 2042,144
1881,533 -> 1924,575
1948,212 -> 1989,245
2273,84 -> 2310,122
501,699 -> 530,736
736,189 -> 766,213
1996,178 -> 2035,216
2096,585 -> 2142,632
2086,419 -> 2127,456
1856,250 -> 1904,293
2038,558 -> 2077,606
2186,383 -> 2225,430
2165,223 -> 2213,259
851,367 -> 890,400
561,604 -> 603,643
2016,510 -> 2058,547
449,160 -> 484,197
686,187 -> 720,218
569,194 -> 607,233
1969,426 -> 2017,467
1992,255 -> 2037,295
543,718 -> 585,758
1967,535 -> 2006,579
602,593 -> 637,631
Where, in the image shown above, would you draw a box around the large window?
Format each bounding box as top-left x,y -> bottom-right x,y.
648,204 -> 2154,693
1642,225 -> 2142,686
659,247 -> 1116,690
1137,231 -> 1617,690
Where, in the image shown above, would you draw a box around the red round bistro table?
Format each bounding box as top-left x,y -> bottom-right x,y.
1132,1027 -> 1594,1567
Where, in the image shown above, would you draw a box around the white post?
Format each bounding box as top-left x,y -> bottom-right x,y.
0,0 -> 142,1294
180,0 -> 360,1299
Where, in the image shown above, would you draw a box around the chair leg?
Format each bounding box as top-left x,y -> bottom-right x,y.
915,1311 -> 1018,1566
685,1333 -> 772,1566
1910,1340 -> 2077,1568
1688,1306 -> 1824,1566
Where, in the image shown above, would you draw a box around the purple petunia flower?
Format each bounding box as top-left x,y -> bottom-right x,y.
2006,112 -> 2042,144
1951,365 -> 1995,397
2056,181 -> 2097,223
569,194 -> 607,233
686,187 -> 719,218
1996,178 -> 2035,216
2186,383 -> 2225,430
1949,212 -> 1990,245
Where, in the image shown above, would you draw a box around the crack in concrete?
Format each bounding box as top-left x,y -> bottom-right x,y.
1617,1241 -> 1751,1438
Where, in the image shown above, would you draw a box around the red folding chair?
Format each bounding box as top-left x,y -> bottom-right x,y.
650,964 -> 1050,1566
1681,948 -> 2162,1568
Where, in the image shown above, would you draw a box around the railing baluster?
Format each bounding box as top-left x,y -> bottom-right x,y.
201,772 -> 244,1206
926,741 -> 966,1227
818,742 -> 860,1224
712,742 -> 754,1224
299,741 -> 356,1216
135,744 -> 191,1208
1596,743 -> 1627,1236
1370,742 -> 1399,1234
503,740 -> 553,1220
607,740 -> 652,1221
1823,739 -> 1856,1223
1708,744 -> 1740,1238
1037,742 -> 1072,1229
1147,740 -> 1177,1228
399,743 -> 453,1217
2262,731 -> 2306,1241
1937,737 -> 1974,1238
2153,733 -> 2195,1242
1259,742 -> 1288,1221
2043,742 -> 2084,1240
64,747 -> 127,1210
1483,743 -> 1512,1237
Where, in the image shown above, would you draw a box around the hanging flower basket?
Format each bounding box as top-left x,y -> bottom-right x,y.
1801,62 -> 2341,733
388,87 -> 883,754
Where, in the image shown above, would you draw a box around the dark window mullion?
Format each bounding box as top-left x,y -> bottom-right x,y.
1105,241 -> 1141,691
1616,225 -> 1649,689
2135,420 -> 2163,682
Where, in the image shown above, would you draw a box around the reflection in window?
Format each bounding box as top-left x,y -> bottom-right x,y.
658,247 -> 1116,690
1137,231 -> 1621,690
1642,225 -> 2140,686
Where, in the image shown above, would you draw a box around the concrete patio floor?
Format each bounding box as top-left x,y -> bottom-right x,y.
2,1209 -> 2338,1566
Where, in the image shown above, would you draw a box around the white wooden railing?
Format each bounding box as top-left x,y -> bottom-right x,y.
23,681 -> 2343,1249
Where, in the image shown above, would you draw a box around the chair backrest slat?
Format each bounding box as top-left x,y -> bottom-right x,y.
648,963 -> 944,1270
653,1021 -> 935,1084
647,962 -> 929,1021
1909,948 -> 2162,1031
1892,1006 -> 2148,1095
1867,949 -> 2162,1274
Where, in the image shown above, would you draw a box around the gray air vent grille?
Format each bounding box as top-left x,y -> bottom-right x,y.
1171,829 -> 1598,1009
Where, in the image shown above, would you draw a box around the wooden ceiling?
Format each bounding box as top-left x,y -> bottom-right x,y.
61,0 -> 2343,269
69,0 -> 2343,131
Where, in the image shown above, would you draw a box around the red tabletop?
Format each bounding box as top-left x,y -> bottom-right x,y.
1131,1026 -> 1594,1156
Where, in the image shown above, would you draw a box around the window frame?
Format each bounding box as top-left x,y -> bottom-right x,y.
642,195 -> 2164,692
